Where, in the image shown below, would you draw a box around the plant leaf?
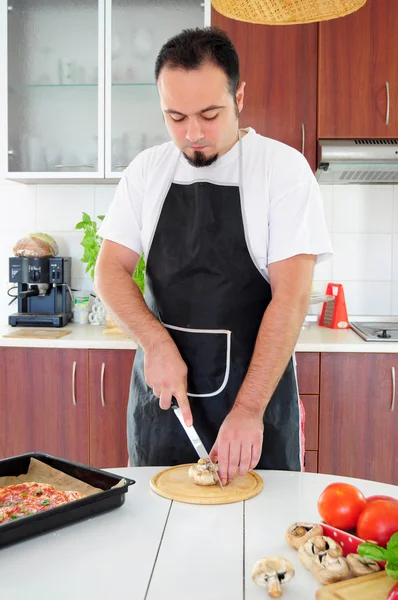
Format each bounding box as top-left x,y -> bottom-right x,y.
386,561 -> 398,581
75,221 -> 84,230
358,542 -> 388,562
98,215 -> 105,221
82,212 -> 91,224
387,533 -> 398,555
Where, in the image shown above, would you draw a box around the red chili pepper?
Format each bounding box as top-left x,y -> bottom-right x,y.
388,582 -> 398,600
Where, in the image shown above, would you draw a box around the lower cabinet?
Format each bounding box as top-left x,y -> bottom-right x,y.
304,451 -> 318,473
0,347 -> 135,469
319,353 -> 398,485
0,348 -> 89,464
89,349 -> 135,469
296,353 -> 320,472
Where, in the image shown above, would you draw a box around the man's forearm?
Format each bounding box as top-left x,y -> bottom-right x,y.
234,296 -> 308,416
95,263 -> 170,352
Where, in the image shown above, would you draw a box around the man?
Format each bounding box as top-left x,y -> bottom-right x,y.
95,27 -> 333,485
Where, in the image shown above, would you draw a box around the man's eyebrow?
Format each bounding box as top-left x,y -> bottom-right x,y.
164,105 -> 225,116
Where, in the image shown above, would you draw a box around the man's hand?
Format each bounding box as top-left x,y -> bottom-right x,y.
144,339 -> 193,427
209,406 -> 264,484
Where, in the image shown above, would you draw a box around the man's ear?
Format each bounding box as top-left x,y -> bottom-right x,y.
236,81 -> 246,113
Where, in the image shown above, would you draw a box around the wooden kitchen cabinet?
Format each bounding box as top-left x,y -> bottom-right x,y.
318,0 -> 398,138
304,451 -> 318,473
0,347 -> 89,463
211,10 -> 318,171
301,395 -> 319,451
88,349 -> 136,468
319,353 -> 398,485
296,353 -> 320,395
296,353 -> 320,472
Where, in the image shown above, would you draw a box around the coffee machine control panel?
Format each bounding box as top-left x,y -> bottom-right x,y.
49,258 -> 66,283
10,257 -> 70,285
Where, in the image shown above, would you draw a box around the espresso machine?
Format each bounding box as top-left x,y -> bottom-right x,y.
8,257 -> 73,327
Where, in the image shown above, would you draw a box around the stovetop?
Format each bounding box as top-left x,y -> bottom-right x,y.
350,321 -> 398,342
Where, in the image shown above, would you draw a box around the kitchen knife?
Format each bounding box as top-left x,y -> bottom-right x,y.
171,400 -> 224,491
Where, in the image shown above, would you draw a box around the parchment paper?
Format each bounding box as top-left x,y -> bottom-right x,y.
0,458 -> 125,497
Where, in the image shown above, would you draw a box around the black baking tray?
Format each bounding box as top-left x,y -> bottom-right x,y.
0,452 -> 135,548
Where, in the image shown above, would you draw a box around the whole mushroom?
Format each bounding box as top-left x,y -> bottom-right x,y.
252,556 -> 295,597
311,549 -> 350,584
188,458 -> 219,486
285,522 -> 324,550
346,553 -> 381,577
298,535 -> 342,570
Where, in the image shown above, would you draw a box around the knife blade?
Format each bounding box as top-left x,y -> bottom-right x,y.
171,402 -> 224,491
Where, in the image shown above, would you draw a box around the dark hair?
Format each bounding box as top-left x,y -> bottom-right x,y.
154,27 -> 240,100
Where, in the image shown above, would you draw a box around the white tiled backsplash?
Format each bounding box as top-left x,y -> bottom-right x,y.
0,180 -> 398,323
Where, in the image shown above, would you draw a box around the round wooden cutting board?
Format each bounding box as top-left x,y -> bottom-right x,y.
150,464 -> 264,505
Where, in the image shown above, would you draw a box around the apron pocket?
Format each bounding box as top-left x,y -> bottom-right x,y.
162,323 -> 231,397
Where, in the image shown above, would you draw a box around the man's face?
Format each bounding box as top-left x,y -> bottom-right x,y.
157,62 -> 245,167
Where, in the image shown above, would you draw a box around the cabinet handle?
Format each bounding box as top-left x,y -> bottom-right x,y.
386,82 -> 390,126
101,362 -> 106,407
113,164 -> 129,169
72,361 -> 77,406
301,123 -> 305,155
391,366 -> 396,412
54,164 -> 95,169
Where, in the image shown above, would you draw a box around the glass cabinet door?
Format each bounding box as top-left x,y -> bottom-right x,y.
6,0 -> 104,178
106,0 -> 207,178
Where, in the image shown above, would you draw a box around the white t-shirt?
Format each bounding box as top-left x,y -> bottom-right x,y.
99,127 -> 333,279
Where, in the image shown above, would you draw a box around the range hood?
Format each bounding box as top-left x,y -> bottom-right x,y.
316,139 -> 398,184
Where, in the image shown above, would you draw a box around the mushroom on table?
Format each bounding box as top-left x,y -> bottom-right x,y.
346,553 -> 381,576
311,549 -> 350,584
252,556 -> 294,597
285,522 -> 324,549
298,535 -> 342,570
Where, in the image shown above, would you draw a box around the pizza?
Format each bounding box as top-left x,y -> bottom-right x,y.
0,482 -> 84,525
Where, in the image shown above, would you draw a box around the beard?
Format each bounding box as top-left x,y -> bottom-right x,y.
182,150 -> 219,168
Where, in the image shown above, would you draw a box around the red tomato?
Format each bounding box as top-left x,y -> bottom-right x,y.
367,495 -> 398,505
318,483 -> 366,531
357,499 -> 398,547
388,582 -> 398,600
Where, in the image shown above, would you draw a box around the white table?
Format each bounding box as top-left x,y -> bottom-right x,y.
0,468 -> 396,600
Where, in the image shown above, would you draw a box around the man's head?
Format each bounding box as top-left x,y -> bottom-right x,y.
155,27 -> 245,167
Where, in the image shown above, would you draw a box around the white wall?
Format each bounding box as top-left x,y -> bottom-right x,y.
313,184 -> 398,317
0,180 -> 397,323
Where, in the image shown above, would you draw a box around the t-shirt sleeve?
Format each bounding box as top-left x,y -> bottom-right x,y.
267,176 -> 333,266
97,156 -> 144,255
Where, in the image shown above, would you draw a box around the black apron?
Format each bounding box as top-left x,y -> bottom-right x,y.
127,134 -> 302,470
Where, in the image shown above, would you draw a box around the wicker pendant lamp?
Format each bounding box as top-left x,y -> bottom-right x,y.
211,0 -> 367,25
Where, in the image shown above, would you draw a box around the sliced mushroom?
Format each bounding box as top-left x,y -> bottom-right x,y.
188,458 -> 219,486
252,557 -> 295,598
346,553 -> 381,577
285,522 -> 324,550
311,550 -> 350,584
298,535 -> 342,570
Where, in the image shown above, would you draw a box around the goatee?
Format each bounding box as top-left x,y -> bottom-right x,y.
183,150 -> 219,168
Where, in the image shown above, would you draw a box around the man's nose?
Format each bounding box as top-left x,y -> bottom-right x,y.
185,117 -> 204,143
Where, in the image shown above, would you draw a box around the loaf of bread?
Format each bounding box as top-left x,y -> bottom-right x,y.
13,233 -> 59,258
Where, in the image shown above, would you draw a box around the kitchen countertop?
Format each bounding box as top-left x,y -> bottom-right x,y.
2,321 -> 398,352
0,467 -> 396,600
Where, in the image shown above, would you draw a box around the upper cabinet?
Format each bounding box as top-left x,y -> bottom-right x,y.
106,0 -> 207,178
318,0 -> 398,139
1,0 -> 209,181
211,10 -> 318,171
4,0 -> 105,179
